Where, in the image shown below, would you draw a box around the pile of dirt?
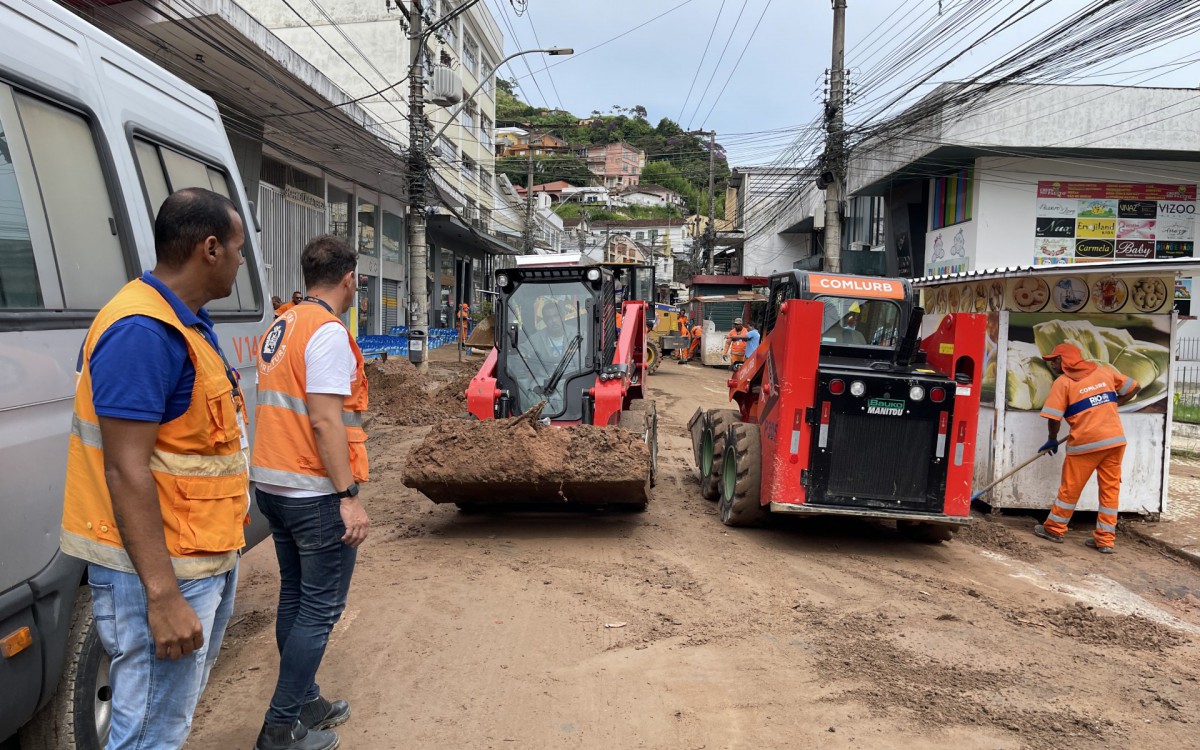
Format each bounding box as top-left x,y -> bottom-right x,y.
1010,604 -> 1189,651
956,517 -> 1045,561
366,358 -> 472,426
403,411 -> 650,506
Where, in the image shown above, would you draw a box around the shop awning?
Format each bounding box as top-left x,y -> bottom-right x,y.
912,259 -> 1200,287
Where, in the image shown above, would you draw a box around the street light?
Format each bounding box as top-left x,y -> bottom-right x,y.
430,47 -> 574,144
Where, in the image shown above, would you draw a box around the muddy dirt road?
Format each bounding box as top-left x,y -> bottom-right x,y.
188,357 -> 1200,750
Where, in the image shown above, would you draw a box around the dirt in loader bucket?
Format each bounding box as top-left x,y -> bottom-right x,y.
403,402 -> 652,508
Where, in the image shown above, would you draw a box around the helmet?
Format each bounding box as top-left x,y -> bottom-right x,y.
733,317 -> 744,325
848,303 -> 862,314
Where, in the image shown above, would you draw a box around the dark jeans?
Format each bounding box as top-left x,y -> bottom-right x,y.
255,489 -> 357,726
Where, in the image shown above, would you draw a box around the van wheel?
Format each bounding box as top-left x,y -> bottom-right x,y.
21,587 -> 111,750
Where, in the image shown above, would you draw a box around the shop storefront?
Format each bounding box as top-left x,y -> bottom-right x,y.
916,260 -> 1199,515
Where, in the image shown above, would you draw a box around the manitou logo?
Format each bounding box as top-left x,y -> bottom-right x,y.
866,398 -> 905,416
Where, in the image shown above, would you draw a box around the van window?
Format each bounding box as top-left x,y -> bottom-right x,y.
0,119 -> 41,308
15,93 -> 127,309
134,138 -> 258,314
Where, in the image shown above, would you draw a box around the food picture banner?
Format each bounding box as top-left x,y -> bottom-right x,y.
921,273 -> 1173,316
999,313 -> 1170,414
1033,182 -> 1196,265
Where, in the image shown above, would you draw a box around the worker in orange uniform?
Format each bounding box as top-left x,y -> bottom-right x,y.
1033,342 -> 1139,554
615,309 -> 623,334
682,320 -> 703,364
456,302 -> 471,340
673,314 -> 689,360
252,235 -> 369,750
275,290 -> 303,316
722,317 -> 749,370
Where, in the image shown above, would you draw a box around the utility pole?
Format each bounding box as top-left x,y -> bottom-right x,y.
706,129 -> 716,274
822,0 -> 847,273
405,0 -> 429,370
523,138 -> 536,253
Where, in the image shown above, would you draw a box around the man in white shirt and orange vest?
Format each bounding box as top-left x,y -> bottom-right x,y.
61,188 -> 249,750
1033,342 -> 1139,553
251,235 -> 370,750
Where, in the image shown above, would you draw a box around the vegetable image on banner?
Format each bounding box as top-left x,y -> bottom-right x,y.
1033,182 -> 1197,263
1003,313 -> 1170,413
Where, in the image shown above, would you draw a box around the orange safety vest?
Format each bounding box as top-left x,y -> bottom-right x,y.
61,280 -> 250,578
275,301 -> 297,315
251,303 -> 369,492
725,328 -> 748,356
1040,365 -> 1134,455
616,311 -> 624,330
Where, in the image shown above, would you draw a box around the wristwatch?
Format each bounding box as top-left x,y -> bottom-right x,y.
337,483 -> 359,499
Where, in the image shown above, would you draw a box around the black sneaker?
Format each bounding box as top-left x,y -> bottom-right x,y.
254,720 -> 339,750
1033,524 -> 1064,544
1085,538 -> 1116,555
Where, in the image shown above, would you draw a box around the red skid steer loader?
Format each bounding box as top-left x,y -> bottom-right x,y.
688,270 -> 986,541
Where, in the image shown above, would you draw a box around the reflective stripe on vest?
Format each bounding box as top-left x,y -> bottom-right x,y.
61,279 -> 249,578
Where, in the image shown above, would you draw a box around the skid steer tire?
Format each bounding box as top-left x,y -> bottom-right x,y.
898,521 -> 958,544
627,401 -> 659,488
719,422 -> 768,527
646,341 -> 662,375
618,410 -> 654,507
700,409 -> 740,501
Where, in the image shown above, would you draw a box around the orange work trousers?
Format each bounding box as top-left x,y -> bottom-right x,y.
1043,444 -> 1124,547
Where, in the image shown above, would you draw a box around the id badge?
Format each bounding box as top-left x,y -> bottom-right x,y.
236,408 -> 250,452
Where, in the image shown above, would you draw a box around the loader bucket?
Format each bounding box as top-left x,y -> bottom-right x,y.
403,414 -> 652,508
466,315 -> 495,348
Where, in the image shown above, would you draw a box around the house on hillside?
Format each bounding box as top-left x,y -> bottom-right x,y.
612,183 -> 685,209
584,141 -> 645,189
560,185 -> 610,205
515,180 -> 572,203
494,126 -> 527,156
502,133 -> 572,158
605,234 -> 649,265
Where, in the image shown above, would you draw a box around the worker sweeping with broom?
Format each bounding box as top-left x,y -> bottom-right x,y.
1033,342 -> 1139,554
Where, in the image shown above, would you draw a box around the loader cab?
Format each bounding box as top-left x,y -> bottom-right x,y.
764,270 -> 915,362
494,265 -> 613,421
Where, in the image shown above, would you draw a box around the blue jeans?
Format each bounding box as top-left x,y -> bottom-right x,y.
255,489 -> 357,726
88,562 -> 238,750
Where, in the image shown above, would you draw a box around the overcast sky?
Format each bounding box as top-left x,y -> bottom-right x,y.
488,0 -> 1200,165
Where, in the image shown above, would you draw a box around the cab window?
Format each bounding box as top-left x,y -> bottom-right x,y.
816,296 -> 900,347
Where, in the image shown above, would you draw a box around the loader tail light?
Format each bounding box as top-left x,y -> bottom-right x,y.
828,379 -> 845,395
930,386 -> 946,403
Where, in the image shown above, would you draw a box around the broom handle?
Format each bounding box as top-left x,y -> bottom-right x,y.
972,437 -> 1064,499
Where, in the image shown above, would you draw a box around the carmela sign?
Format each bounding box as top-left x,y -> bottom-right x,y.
866,398 -> 905,416
809,273 -> 904,299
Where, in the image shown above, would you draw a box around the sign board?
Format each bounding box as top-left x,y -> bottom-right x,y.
808,273 -> 905,299
1034,182 -> 1196,265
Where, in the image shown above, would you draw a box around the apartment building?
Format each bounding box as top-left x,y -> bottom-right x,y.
585,141 -> 646,189
236,0 -> 510,330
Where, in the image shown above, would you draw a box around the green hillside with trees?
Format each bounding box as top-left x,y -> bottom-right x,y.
495,80 -> 729,218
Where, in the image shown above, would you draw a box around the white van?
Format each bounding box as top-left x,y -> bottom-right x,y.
0,1 -> 272,745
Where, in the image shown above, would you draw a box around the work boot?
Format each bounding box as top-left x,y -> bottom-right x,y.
1085,538 -> 1116,555
300,695 -> 352,731
1033,524 -> 1064,544
254,720 -> 339,750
